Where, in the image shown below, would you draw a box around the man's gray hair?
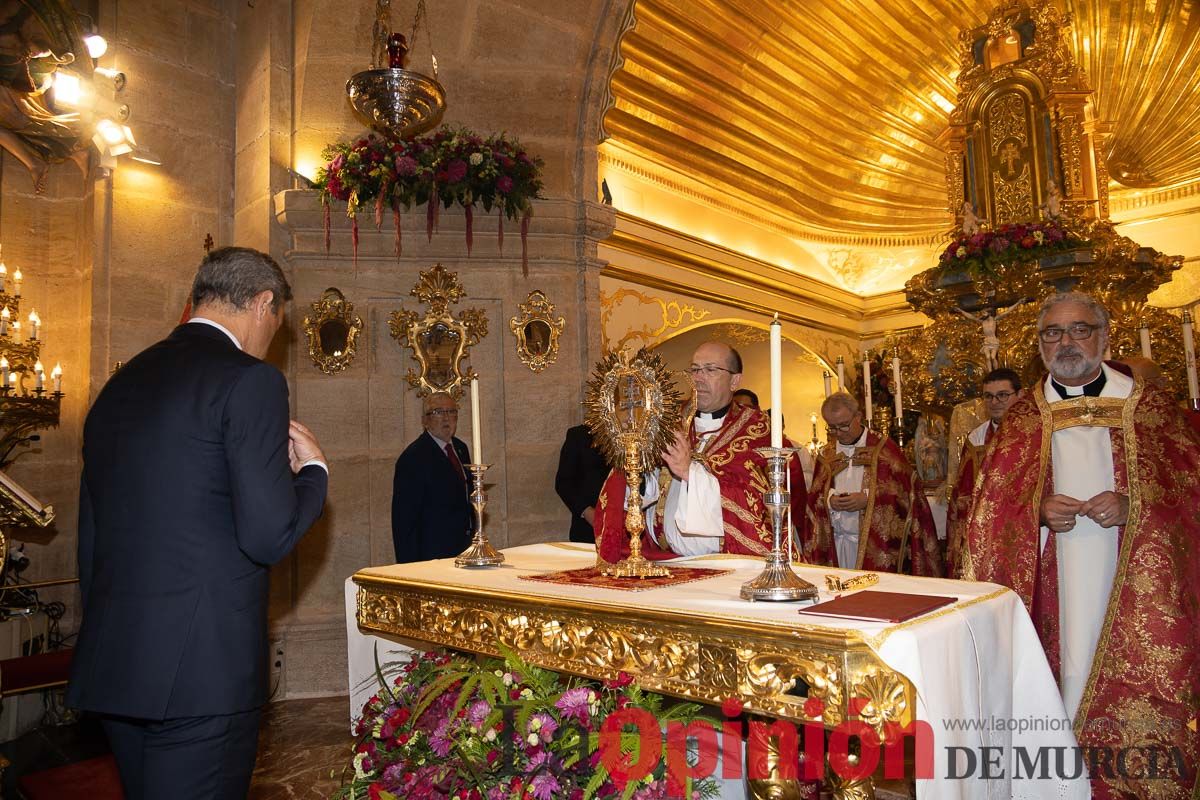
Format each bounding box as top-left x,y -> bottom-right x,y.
821,391 -> 860,418
1036,291 -> 1111,332
191,246 -> 293,312
422,392 -> 457,414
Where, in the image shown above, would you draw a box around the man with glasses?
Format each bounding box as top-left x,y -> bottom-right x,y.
595,341 -> 807,561
391,392 -> 474,563
964,292 -> 1199,799
945,367 -> 1022,575
804,392 -> 943,576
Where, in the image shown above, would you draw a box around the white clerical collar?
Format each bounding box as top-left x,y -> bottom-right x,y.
188,317 -> 242,351
836,428 -> 868,453
696,403 -> 731,422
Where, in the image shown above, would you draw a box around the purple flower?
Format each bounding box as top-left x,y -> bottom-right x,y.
496,175 -> 514,194
555,687 -> 591,724
396,156 -> 419,176
530,772 -> 561,800
989,237 -> 1010,253
487,788 -> 507,800
529,713 -> 558,742
429,718 -> 453,757
468,700 -> 491,727
444,159 -> 468,183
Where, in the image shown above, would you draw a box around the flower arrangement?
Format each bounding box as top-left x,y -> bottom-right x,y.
937,220 -> 1081,279
315,127 -> 544,273
336,647 -> 721,800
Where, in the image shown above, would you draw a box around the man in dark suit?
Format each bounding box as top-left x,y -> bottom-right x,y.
66,247 -> 328,800
554,424 -> 610,543
391,392 -> 474,562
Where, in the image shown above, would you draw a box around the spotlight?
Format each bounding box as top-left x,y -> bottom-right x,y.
84,34 -> 107,59
94,67 -> 127,91
93,119 -> 135,156
50,70 -> 84,108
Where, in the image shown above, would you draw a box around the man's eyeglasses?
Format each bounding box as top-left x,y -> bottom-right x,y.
982,390 -> 1015,402
425,408 -> 459,418
687,365 -> 734,378
1038,323 -> 1101,343
825,419 -> 858,434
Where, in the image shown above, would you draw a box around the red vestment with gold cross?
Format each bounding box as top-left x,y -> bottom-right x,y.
593,404 -> 807,563
803,430 -> 944,577
964,381 -> 1200,799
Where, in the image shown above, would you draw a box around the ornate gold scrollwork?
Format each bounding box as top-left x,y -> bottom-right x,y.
509,290 -> 564,374
744,652 -> 844,726
303,288 -> 364,375
850,668 -> 909,740
388,264 -> 488,398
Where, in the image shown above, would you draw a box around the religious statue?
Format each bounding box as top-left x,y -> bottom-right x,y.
1039,179 -> 1062,220
0,0 -> 94,193
959,200 -> 982,236
952,299 -> 1026,371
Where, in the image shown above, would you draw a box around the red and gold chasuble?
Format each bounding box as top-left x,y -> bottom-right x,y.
964,382 -> 1200,799
594,405 -> 807,563
803,431 -> 944,577
945,422 -> 994,578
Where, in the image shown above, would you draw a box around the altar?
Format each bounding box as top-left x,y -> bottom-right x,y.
347,543 -> 1088,800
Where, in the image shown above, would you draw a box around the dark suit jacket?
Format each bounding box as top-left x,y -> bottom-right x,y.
554,424 -> 610,543
391,431 -> 473,563
66,323 -> 328,720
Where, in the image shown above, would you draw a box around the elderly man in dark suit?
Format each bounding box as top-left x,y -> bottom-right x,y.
67,247 -> 329,800
391,392 -> 474,563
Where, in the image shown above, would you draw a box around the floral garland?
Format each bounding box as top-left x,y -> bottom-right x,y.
336,647 -> 721,800
937,220 -> 1082,280
315,127 -> 544,274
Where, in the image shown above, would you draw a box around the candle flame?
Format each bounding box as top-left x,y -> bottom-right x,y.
1,307 -> 10,320
51,363 -> 62,378
34,360 -> 43,374
28,309 -> 39,325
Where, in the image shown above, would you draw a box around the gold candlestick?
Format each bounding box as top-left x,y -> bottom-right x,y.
740,446 -> 819,602
454,463 -> 504,568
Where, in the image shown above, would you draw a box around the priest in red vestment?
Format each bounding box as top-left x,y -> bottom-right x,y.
964,292 -> 1200,799
945,367 -> 1023,577
803,392 -> 943,576
594,341 -> 806,563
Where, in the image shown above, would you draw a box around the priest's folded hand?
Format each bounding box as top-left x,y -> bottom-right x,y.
1040,493 -> 1084,532
1079,491 -> 1128,529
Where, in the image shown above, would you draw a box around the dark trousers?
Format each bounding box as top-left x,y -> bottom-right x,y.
101,708 -> 263,800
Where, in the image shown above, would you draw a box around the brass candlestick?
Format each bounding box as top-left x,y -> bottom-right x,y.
740,447 -> 819,602
454,463 -> 504,568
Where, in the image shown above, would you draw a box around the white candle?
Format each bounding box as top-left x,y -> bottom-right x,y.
769,314 -> 782,448
822,370 -> 831,398
0,357 -> 8,387
470,377 -> 482,463
13,268 -> 22,297
34,360 -> 43,390
1183,311 -> 1199,401
835,355 -> 845,391
0,259 -> 7,293
51,363 -> 62,393
862,353 -> 873,423
1139,325 -> 1152,359
28,309 -> 39,341
892,354 -> 903,421
1,306 -> 9,336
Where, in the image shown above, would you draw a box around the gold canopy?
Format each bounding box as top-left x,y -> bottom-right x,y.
603,0 -> 1200,246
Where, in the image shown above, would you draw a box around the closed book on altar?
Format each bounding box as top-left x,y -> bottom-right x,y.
800,591 -> 957,623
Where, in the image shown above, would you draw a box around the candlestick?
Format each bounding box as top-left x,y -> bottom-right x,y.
34,360 -> 43,391
470,376 -> 482,463
28,309 -> 39,341
835,355 -> 845,390
1,306 -> 9,337
769,314 -> 782,448
892,352 -> 903,423
1,357 -> 8,387
454,463 -> 505,568
862,352 -> 873,424
822,370 -> 831,398
51,363 -> 62,393
1138,325 -> 1152,359
740,447 -> 818,602
1183,310 -> 1199,402
808,412 -> 819,454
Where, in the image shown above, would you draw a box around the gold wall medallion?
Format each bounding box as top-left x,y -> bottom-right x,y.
509,290 -> 564,373
388,264 -> 488,398
303,288 -> 364,375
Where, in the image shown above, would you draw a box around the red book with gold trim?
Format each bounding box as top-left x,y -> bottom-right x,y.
800,590 -> 957,623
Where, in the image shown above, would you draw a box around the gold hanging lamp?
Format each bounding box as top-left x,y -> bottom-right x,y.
346,0 -> 446,140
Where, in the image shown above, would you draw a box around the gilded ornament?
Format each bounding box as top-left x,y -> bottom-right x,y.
302,288 -> 364,375
509,290 -> 564,374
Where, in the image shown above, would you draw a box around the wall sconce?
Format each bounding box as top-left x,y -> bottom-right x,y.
93,119 -> 135,157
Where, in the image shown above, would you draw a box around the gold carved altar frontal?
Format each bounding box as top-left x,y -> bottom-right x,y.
519,566 -> 731,591
354,572 -> 915,737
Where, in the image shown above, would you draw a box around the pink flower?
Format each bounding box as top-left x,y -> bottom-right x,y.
444,159 -> 468,183
396,156 -> 419,176
497,175 -> 514,194
529,772 -> 561,800
554,687 -> 591,724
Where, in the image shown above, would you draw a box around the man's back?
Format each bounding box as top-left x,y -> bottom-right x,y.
68,323 -> 326,719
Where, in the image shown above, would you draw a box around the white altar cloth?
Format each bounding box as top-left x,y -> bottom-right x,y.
346,542 -> 1088,800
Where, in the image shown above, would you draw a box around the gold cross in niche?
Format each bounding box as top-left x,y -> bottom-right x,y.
1000,142 -> 1021,177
